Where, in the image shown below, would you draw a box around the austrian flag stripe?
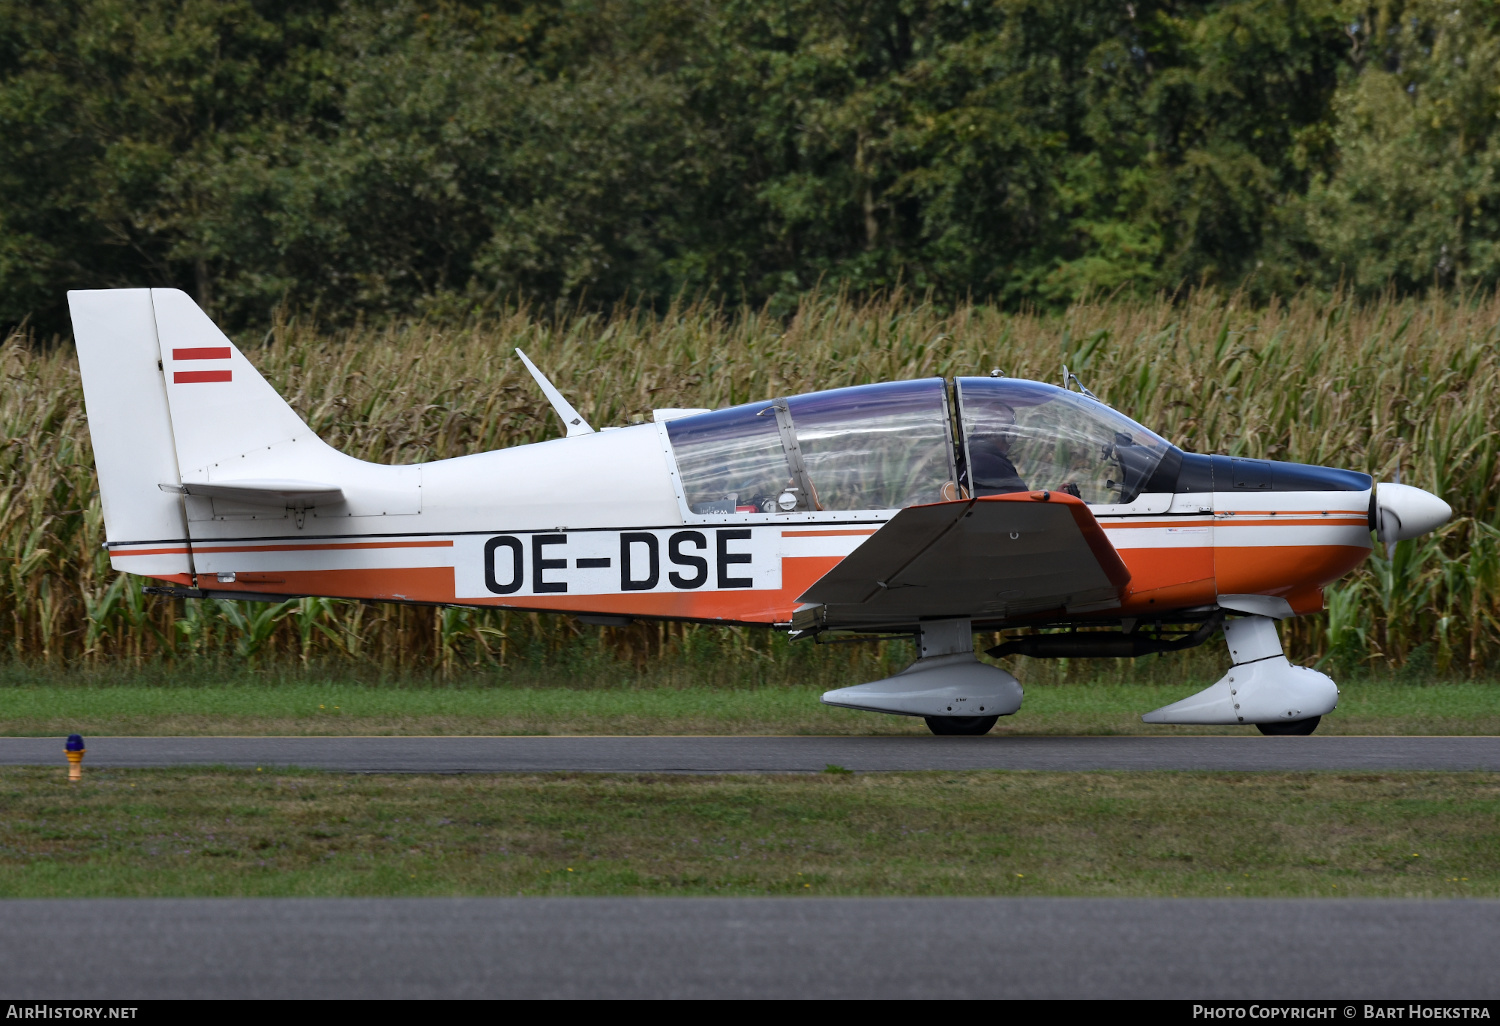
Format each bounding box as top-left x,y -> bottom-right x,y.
171,346 -> 232,384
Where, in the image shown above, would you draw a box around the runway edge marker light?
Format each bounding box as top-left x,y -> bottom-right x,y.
65,734 -> 85,782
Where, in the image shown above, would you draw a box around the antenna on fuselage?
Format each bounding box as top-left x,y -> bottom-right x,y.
1062,363 -> 1100,401
515,349 -> 595,437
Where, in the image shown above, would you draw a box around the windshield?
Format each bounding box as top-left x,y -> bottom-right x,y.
955,378 -> 1171,504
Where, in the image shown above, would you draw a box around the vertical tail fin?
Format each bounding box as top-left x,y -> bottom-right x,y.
71,289 -> 420,567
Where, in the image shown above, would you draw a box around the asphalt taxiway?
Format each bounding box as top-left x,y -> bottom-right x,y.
0,734 -> 1496,773
3,897 -> 1496,999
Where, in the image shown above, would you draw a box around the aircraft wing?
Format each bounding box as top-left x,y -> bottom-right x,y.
796,491 -> 1131,630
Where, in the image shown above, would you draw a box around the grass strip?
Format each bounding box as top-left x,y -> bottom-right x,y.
2,766 -> 1496,898
0,681 -> 1495,736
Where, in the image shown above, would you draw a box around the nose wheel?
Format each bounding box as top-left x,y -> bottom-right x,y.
924,715 -> 1000,736
1141,615 -> 1339,732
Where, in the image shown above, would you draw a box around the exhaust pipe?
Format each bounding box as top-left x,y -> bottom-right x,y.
988,615 -> 1221,660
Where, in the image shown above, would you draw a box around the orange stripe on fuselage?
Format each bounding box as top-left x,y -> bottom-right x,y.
200,556 -> 846,623
1215,508 -> 1367,517
193,540 -> 453,554
1220,515 -> 1368,521
205,566 -> 457,604
1115,546 -> 1214,594
1103,515 -> 1366,530
115,540 -> 452,557
781,529 -> 877,537
501,555 -> 842,621
1215,543 -> 1369,598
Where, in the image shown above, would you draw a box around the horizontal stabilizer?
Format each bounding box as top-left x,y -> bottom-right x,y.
162,479 -> 344,507
798,491 -> 1130,630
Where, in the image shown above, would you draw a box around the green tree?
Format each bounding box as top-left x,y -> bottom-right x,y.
1287,1 -> 1500,293
671,0 -> 1348,307
0,0 -> 340,331
10,0 -> 1493,333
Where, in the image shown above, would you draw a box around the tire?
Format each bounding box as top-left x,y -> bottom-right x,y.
1256,716 -> 1321,736
924,715 -> 1000,736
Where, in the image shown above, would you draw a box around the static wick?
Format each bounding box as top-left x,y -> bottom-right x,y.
65,734 -> 85,782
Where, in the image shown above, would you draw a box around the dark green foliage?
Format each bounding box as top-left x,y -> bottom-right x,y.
3,1 -> 1498,333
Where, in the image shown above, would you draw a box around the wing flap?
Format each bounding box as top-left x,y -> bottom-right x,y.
797,491 -> 1130,629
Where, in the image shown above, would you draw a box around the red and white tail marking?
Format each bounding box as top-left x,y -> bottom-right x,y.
171,346 -> 233,384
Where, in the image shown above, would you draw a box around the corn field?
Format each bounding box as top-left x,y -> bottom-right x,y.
2,289 -> 1497,676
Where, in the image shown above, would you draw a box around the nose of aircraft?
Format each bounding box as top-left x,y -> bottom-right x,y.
1373,481 -> 1453,542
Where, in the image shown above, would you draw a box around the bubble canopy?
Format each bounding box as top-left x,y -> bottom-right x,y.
664,377 -> 1171,514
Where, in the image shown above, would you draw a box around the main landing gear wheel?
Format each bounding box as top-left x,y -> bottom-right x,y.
1256,716 -> 1321,736
924,715 -> 1000,736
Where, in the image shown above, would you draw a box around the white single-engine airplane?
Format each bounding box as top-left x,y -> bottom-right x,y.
70,289 -> 1453,736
